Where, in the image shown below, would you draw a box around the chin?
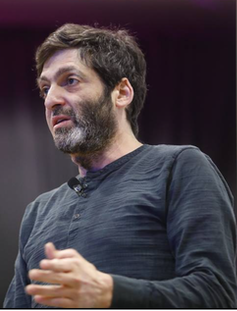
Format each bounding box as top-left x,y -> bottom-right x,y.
54,128 -> 85,153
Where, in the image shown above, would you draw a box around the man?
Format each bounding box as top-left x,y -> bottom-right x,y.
4,23 -> 237,308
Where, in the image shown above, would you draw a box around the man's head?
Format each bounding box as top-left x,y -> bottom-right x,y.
35,23 -> 147,138
37,48 -> 118,165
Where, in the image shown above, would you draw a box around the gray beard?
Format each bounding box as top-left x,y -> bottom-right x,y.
52,92 -> 118,167
54,125 -> 85,153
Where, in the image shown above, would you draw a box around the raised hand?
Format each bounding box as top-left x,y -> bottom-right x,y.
25,243 -> 113,308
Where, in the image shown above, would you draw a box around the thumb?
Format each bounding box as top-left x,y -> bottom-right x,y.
45,242 -> 57,259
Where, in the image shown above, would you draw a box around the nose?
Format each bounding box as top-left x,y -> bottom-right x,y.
44,85 -> 65,111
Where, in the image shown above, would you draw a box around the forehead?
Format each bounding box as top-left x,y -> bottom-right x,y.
40,49 -> 96,81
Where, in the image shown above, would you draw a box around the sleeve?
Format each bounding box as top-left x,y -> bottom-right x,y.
110,148 -> 237,308
3,202 -> 38,308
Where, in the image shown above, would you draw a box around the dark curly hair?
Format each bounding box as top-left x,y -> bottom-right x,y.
35,24 -> 147,137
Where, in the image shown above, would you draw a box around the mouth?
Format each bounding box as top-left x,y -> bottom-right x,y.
52,115 -> 73,129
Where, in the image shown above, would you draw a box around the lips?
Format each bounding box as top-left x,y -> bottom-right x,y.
52,115 -> 72,128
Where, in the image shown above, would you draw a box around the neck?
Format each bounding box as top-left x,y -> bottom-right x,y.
70,133 -> 142,177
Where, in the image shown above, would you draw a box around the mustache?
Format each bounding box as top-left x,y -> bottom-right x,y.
52,106 -> 76,118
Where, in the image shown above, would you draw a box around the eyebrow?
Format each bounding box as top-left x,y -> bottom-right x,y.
37,65 -> 87,86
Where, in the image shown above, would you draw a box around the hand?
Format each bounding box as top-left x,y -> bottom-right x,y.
25,243 -> 113,308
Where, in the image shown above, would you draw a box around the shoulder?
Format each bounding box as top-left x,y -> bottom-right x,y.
157,145 -> 234,206
144,144 -> 232,196
144,144 -> 218,169
33,181 -> 70,204
145,144 -> 200,158
142,144 -> 203,167
19,180 -> 75,245
24,181 -> 71,216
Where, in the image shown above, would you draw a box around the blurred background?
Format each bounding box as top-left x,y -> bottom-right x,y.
0,0 -> 235,306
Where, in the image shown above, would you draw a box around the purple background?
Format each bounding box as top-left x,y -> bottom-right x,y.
0,0 -> 235,305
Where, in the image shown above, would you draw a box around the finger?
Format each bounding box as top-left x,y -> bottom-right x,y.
34,295 -> 74,308
44,243 -> 84,261
29,269 -> 73,285
40,257 -> 79,272
53,248 -> 82,260
26,284 -> 61,297
25,284 -> 73,299
45,242 -> 56,260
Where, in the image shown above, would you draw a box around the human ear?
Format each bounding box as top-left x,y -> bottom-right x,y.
115,78 -> 134,108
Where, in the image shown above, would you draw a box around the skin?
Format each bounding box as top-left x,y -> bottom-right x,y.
25,49 -> 142,308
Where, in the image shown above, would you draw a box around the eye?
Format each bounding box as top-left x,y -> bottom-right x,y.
40,86 -> 50,99
67,77 -> 78,86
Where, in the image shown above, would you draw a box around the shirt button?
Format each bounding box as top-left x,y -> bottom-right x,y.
73,214 -> 80,219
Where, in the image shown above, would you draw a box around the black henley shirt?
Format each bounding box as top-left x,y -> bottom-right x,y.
4,144 -> 237,308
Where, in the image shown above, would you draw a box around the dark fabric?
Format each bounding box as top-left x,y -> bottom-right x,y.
1,17 -> 235,306
4,145 -> 237,308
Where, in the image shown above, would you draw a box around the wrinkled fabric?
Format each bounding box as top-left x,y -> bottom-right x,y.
4,145 -> 237,308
